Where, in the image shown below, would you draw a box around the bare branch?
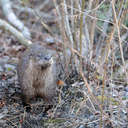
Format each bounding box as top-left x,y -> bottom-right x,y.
0,0 -> 31,39
0,19 -> 32,47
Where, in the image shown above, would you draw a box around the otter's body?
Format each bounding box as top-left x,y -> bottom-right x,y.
17,43 -> 56,105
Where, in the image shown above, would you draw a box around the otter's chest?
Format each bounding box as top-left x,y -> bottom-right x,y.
32,68 -> 53,89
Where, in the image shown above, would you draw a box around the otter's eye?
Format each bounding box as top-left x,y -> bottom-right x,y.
44,55 -> 51,60
37,54 -> 42,57
35,54 -> 41,61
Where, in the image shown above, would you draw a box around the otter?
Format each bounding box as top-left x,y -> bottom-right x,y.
17,43 -> 57,106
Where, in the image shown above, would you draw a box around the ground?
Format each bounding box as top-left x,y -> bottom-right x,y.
0,0 -> 128,128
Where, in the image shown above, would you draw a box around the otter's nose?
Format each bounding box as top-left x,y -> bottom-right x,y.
44,55 -> 51,60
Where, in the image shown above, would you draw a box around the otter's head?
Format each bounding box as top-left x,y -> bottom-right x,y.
35,53 -> 53,69
29,44 -> 53,69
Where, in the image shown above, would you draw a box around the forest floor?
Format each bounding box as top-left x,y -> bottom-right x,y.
0,0 -> 128,128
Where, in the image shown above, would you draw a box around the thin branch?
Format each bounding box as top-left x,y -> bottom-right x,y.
62,0 -> 74,46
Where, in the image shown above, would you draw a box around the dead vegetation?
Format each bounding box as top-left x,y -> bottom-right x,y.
0,0 -> 128,128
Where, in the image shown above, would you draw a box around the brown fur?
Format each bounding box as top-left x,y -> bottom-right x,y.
17,43 -> 56,105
